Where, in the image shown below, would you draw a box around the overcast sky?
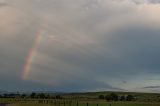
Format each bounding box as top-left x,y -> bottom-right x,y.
1,0 -> 160,93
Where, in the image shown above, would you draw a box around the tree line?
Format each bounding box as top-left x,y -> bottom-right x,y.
99,93 -> 135,101
0,93 -> 63,99
0,92 -> 135,101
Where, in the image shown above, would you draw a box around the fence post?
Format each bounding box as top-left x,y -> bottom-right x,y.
54,100 -> 56,105
59,101 -> 60,106
87,102 -> 88,106
77,101 -> 78,106
69,101 -> 72,106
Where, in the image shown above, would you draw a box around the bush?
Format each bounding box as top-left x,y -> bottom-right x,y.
126,95 -> 134,101
105,95 -> 112,101
99,95 -> 105,99
55,95 -> 63,99
105,93 -> 118,101
38,93 -> 46,99
120,95 -> 125,101
30,93 -> 36,98
110,93 -> 118,101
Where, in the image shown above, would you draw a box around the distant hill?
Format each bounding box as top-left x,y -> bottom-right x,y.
63,91 -> 160,102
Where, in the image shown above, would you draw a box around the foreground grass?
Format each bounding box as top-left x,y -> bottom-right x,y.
7,102 -> 160,106
8,103 -> 53,106
1,98 -> 160,106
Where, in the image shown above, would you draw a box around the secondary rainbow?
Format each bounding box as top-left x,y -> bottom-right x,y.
22,31 -> 42,80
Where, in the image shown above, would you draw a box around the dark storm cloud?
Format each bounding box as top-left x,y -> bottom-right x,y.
105,26 -> 160,72
52,78 -> 125,92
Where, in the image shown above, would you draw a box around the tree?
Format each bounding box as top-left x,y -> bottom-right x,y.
21,94 -> 27,98
126,95 -> 134,101
4,93 -> 9,98
30,93 -> 36,98
46,94 -> 51,99
105,95 -> 112,101
55,95 -> 62,99
110,93 -> 118,101
38,93 -> 45,99
120,95 -> 125,101
99,95 -> 105,99
105,93 -> 118,101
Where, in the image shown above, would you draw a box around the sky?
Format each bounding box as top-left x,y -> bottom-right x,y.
1,0 -> 160,93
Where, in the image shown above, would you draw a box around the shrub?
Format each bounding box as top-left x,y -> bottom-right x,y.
99,95 -> 105,99
126,95 -> 134,101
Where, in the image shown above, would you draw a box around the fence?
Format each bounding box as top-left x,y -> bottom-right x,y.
0,98 -> 113,106
37,100 -> 112,106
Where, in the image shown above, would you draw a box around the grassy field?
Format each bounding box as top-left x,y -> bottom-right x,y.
1,99 -> 160,106
6,101 -> 160,106
64,91 -> 160,102
1,91 -> 160,106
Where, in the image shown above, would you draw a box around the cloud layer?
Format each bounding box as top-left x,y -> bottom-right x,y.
0,0 -> 160,92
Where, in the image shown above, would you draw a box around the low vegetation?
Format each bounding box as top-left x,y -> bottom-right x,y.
0,91 -> 160,106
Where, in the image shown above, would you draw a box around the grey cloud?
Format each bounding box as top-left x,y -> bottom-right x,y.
0,3 -> 7,7
145,0 -> 160,3
52,78 -> 125,92
113,0 -> 160,4
132,0 -> 160,4
0,0 -> 160,92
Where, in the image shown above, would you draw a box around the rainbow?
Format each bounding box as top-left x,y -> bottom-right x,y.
21,31 -> 42,80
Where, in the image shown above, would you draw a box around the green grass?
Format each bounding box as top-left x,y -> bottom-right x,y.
6,101 -> 160,106
1,91 -> 160,106
64,91 -> 160,102
8,103 -> 53,106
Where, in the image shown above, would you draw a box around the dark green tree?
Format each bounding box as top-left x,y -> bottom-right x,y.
38,93 -> 45,99
21,94 -> 27,98
110,93 -> 118,101
55,95 -> 62,99
105,93 -> 118,101
30,93 -> 36,98
126,95 -> 134,101
46,94 -> 51,99
99,95 -> 105,99
105,95 -> 112,101
120,95 -> 125,101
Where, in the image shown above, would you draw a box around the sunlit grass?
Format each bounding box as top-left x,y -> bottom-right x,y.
6,101 -> 160,106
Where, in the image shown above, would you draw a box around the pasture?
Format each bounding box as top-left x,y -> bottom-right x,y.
1,91 -> 160,106
1,99 -> 160,106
